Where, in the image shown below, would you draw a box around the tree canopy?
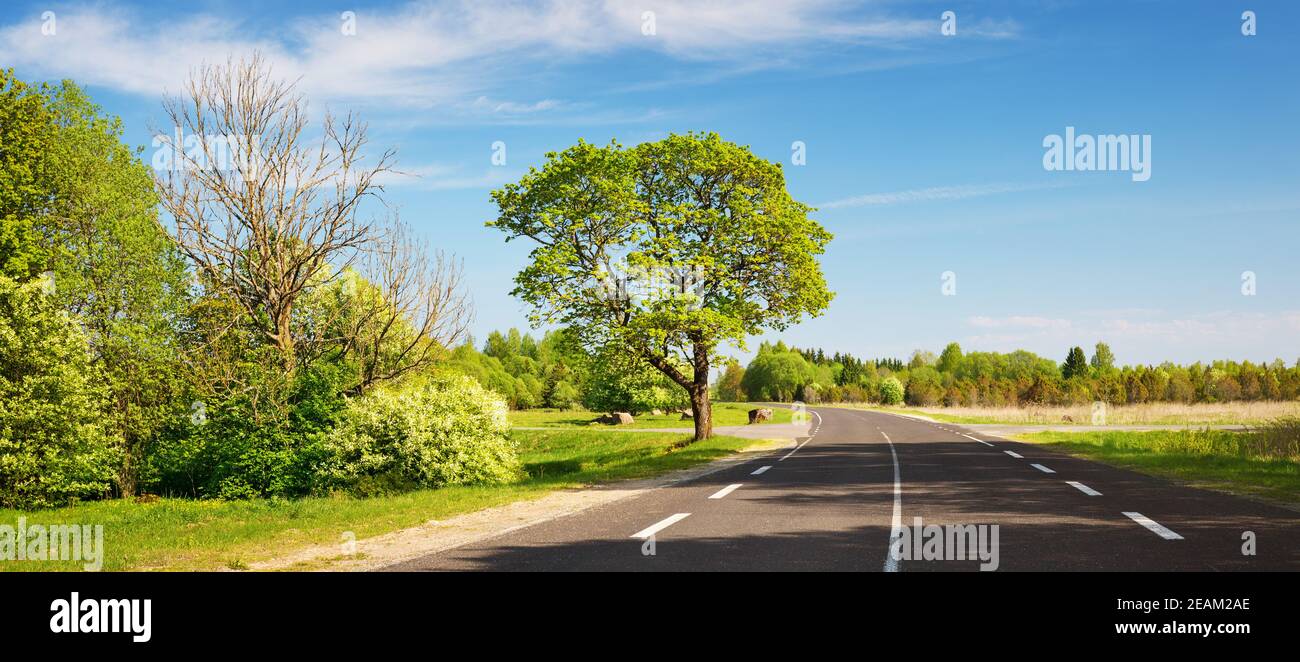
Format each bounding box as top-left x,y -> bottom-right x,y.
489,132 -> 832,439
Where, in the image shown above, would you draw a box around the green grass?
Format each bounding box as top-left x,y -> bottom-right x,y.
1014,428 -> 1300,505
0,429 -> 762,572
509,402 -> 793,429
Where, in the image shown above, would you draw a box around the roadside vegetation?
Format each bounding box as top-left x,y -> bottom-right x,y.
1,56 -> 824,572
0,428 -> 762,571
1014,419 -> 1300,504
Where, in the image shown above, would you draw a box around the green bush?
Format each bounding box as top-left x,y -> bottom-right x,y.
319,375 -> 520,495
0,276 -> 121,508
879,376 -> 905,405
145,358 -> 346,499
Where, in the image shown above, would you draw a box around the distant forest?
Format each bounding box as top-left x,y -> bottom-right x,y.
715,341 -> 1300,407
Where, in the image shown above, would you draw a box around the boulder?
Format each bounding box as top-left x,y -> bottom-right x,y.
748,408 -> 773,424
651,409 -> 664,416
599,412 -> 634,425
679,410 -> 694,420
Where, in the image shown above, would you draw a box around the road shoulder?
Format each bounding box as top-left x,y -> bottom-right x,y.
251,437 -> 795,571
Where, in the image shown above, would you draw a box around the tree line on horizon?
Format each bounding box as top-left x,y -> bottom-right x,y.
715,340 -> 1300,407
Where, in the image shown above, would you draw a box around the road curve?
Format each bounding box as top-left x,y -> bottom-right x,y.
382,407 -> 1300,571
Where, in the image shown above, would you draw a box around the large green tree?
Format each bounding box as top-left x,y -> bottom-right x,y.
490,133 -> 833,439
1,72 -> 191,495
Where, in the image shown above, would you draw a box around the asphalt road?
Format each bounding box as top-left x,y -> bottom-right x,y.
383,406 -> 1300,571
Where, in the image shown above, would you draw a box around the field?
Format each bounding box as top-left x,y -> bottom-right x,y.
834,401 -> 1300,425
1015,422 -> 1300,505
0,429 -> 762,572
509,402 -> 794,428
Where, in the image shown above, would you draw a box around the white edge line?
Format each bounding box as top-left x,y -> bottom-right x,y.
1066,481 -> 1102,496
882,430 -> 903,572
631,513 -> 691,539
1123,512 -> 1184,540
961,433 -> 994,446
708,483 -> 743,499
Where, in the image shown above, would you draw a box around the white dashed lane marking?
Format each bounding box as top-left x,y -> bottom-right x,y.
1004,450 -> 1023,459
750,465 -> 771,475
631,513 -> 691,539
1066,481 -> 1102,496
708,484 -> 743,500
1123,512 -> 1184,540
1030,463 -> 1055,474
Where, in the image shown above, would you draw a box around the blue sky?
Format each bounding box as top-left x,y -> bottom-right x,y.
3,0 -> 1297,366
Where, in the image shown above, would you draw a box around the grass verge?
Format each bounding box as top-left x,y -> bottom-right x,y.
1012,427 -> 1300,505
509,402 -> 793,428
0,429 -> 762,572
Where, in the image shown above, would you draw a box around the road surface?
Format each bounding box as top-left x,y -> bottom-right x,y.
384,406 -> 1300,571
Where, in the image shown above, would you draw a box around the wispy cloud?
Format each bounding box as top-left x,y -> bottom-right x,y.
376,163 -> 518,191
819,181 -> 1060,209
0,1 -> 1020,116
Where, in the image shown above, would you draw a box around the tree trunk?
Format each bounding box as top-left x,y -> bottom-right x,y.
640,340 -> 713,442
118,449 -> 137,499
274,307 -> 296,375
690,383 -> 712,441
690,339 -> 712,441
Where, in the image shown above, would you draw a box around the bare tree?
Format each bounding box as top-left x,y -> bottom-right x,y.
298,217 -> 473,393
154,53 -> 394,373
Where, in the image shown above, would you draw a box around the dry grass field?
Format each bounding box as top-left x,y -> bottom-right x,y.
845,401 -> 1300,425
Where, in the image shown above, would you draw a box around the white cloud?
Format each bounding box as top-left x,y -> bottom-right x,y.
819,181 -> 1059,209
376,163 -> 518,191
0,1 -> 1020,114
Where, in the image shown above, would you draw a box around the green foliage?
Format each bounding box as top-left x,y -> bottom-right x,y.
716,360 -> 746,402
1,72 -> 191,496
444,328 -> 587,410
741,343 -> 815,401
937,342 -> 964,374
489,133 -> 833,438
0,70 -> 58,279
0,276 -> 120,508
581,344 -> 689,414
146,360 -> 348,499
879,376 -> 905,405
908,350 -> 938,370
1090,342 -> 1116,373
319,375 -> 519,495
905,366 -> 943,406
1063,346 -> 1089,380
